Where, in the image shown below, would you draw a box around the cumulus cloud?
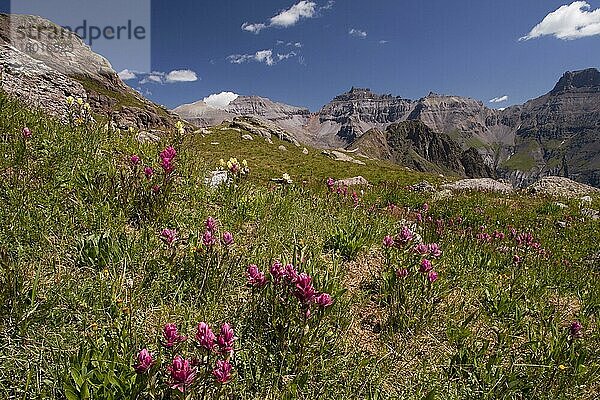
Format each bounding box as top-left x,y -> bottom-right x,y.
118,69 -> 137,80
165,69 -> 198,83
137,69 -> 199,84
242,1 -> 332,34
520,1 -> 600,40
489,95 -> 509,103
203,92 -> 240,109
228,48 -> 299,66
349,28 -> 367,38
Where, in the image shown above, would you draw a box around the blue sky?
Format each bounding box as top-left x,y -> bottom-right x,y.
5,1 -> 600,110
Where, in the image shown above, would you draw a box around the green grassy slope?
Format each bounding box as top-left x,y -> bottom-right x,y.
1,90 -> 599,399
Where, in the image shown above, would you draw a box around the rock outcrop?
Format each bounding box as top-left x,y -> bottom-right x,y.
441,178 -> 514,194
527,176 -> 599,198
0,14 -> 178,131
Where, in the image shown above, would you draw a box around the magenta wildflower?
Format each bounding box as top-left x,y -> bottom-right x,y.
130,154 -> 140,165
570,321 -> 583,338
293,273 -> 316,304
414,243 -> 429,255
269,260 -> 285,284
427,270 -> 439,283
326,177 -> 335,190
416,212 -> 423,223
160,229 -> 177,246
422,203 -> 430,212
195,322 -> 216,351
383,235 -> 395,248
212,359 -> 233,384
427,243 -> 442,258
395,226 -> 414,247
222,231 -> 234,246
22,126 -> 32,139
420,258 -> 433,273
314,293 -> 333,308
202,230 -> 217,247
163,323 -> 187,348
160,146 -> 177,162
284,263 -> 299,284
216,323 -> 235,355
160,158 -> 175,174
396,268 -> 409,278
205,217 -> 217,233
246,265 -> 268,288
144,166 -> 154,179
168,356 -> 197,392
152,184 -> 161,194
133,349 -> 154,374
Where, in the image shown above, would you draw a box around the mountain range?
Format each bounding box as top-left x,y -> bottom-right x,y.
174,69 -> 600,187
0,13 -> 598,187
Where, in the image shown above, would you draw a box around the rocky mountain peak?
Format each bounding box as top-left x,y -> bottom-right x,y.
551,68 -> 600,94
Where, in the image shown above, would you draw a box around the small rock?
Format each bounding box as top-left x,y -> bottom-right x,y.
266,137 -> 273,145
334,176 -> 370,187
581,208 -> 599,220
432,189 -> 453,201
554,202 -> 568,209
581,196 -> 593,206
136,131 -> 160,143
211,142 -> 219,145
302,147 -> 309,155
556,221 -> 568,229
204,170 -> 229,188
410,181 -> 436,193
278,145 -> 287,151
241,134 -> 253,141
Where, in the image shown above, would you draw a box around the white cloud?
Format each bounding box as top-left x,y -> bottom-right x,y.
242,1 -> 331,34
242,22 -> 267,34
255,50 -> 275,66
165,69 -> 198,83
322,0 -> 335,10
138,69 -> 199,84
378,40 -> 389,44
270,1 -> 317,27
520,1 -> 600,40
349,28 -> 367,38
228,49 -> 298,66
118,69 -> 137,80
277,51 -> 297,61
203,92 -> 240,109
489,95 -> 509,103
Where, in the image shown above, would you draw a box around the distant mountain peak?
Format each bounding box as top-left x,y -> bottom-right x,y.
551,68 -> 600,94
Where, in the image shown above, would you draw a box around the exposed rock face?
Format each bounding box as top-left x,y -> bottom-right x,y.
0,14 -> 177,131
351,121 -> 495,178
500,68 -> 600,188
312,87 -> 413,146
527,176 -> 599,198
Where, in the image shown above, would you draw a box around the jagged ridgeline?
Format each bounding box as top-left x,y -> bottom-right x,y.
175,73 -> 600,188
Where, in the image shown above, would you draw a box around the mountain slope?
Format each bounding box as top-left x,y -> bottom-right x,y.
351,120 -> 495,178
500,68 -> 600,187
0,14 -> 177,131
